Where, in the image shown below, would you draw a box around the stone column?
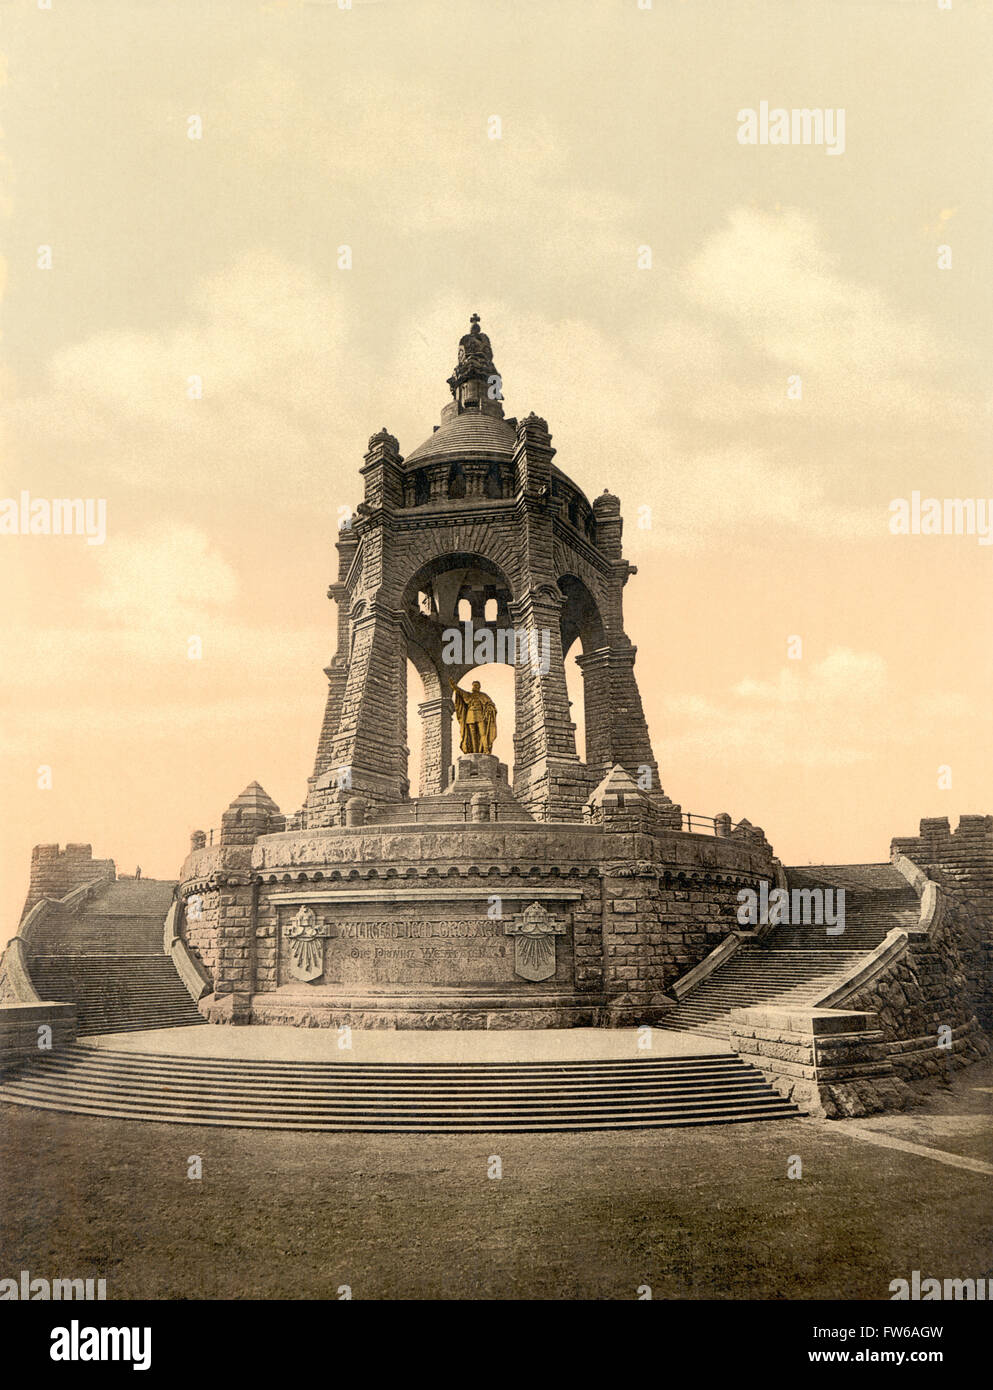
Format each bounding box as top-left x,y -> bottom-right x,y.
313,600 -> 411,819
574,647 -> 613,786
510,585 -> 587,821
417,694 -> 453,795
311,529 -> 357,783
208,861 -> 255,1023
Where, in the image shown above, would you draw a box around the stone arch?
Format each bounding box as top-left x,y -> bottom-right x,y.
557,573 -> 609,767
387,532 -> 522,609
557,573 -> 608,659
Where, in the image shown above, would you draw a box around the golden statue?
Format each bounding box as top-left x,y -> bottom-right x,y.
449,677 -> 497,755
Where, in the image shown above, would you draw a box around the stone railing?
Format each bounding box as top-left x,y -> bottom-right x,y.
0,936 -> 42,1005
670,933 -> 740,1001
163,900 -> 212,1004
0,876 -> 109,1004
0,878 -> 106,1064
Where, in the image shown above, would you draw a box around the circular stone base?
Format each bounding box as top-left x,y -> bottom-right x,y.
181,820 -> 776,1031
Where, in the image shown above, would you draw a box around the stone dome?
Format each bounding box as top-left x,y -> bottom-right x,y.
404,408 -> 516,465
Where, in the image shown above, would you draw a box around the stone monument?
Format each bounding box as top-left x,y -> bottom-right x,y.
177,316 -> 777,1029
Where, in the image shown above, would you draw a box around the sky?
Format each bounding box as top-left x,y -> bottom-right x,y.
1,0 -> 991,944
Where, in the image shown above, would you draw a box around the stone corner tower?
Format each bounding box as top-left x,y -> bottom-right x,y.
304,314 -> 670,827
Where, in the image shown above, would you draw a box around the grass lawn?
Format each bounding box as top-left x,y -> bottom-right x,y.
2,1065 -> 991,1300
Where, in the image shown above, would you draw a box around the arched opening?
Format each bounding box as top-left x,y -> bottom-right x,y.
406,656 -> 425,797
558,574 -> 608,776
448,463 -> 466,499
484,463 -> 502,499
563,634 -> 586,763
400,552 -> 520,797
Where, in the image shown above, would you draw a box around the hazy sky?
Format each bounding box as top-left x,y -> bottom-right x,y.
1,0 -> 991,942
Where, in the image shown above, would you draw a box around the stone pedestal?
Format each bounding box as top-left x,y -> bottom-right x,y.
445,753 -> 508,792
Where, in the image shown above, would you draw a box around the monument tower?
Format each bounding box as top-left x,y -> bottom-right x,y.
306,315 -> 670,827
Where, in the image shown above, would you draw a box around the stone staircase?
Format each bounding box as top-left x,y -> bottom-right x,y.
29,957 -> 206,1035
768,864 -> 919,949
0,1047 -> 802,1131
26,878 -> 205,1035
659,862 -> 920,1040
29,878 -> 176,954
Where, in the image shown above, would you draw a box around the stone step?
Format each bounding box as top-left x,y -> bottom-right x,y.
29,1064 -> 768,1100
27,878 -> 176,955
45,1046 -> 745,1078
0,1048 -> 802,1131
28,951 -> 205,1034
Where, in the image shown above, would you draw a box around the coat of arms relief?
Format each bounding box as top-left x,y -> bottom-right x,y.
504,903 -> 566,982
285,905 -> 333,983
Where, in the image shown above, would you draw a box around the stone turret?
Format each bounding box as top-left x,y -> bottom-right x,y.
220,782 -> 285,846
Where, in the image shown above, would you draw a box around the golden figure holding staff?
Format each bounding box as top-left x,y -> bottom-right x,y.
448,678 -> 497,755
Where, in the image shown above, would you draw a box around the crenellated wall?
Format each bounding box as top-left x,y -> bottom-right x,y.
20,843 -> 115,921
891,815 -> 993,1029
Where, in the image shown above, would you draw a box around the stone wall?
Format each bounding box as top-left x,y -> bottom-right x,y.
832,901 -> 988,1082
176,844 -> 254,993
601,860 -> 767,1017
178,819 -> 776,1028
891,815 -> 993,1029
729,1007 -> 913,1119
0,1001 -> 77,1071
20,843 -> 115,921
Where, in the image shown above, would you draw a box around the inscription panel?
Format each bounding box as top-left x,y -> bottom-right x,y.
275,911 -> 572,987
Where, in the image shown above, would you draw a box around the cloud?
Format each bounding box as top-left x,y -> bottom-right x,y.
4,251 -> 371,503
733,648 -> 888,705
665,647 -> 890,767
685,207 -> 940,376
663,645 -> 979,772
88,524 -> 239,627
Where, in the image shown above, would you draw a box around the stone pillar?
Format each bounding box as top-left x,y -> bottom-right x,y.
574,647 -> 614,786
312,532 -> 357,784
360,428 -> 404,510
418,694 -> 453,795
510,585 -> 587,821
575,644 -> 661,801
208,861 -> 255,1023
314,600 -> 410,818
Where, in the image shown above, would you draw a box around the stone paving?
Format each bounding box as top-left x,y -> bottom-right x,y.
81,1022 -> 729,1062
